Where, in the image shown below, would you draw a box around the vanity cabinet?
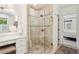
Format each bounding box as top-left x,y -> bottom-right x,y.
0,35 -> 26,54
16,38 -> 26,54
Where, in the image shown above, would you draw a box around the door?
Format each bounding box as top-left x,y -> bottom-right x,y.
29,26 -> 45,53
28,16 -> 45,53
44,15 -> 53,53
28,15 -> 53,54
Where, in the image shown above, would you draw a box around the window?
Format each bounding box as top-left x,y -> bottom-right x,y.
0,13 -> 18,33
0,17 -> 8,32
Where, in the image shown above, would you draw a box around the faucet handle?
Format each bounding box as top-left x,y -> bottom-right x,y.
41,29 -> 44,32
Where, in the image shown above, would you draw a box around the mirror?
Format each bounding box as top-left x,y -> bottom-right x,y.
0,8 -> 18,33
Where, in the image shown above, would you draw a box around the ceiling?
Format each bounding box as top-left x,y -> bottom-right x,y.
30,4 -> 52,10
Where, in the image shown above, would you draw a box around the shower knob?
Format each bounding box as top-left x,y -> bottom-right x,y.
41,29 -> 44,32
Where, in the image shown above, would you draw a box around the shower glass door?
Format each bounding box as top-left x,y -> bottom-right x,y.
28,16 -> 45,53
45,15 -> 53,53
28,15 -> 53,54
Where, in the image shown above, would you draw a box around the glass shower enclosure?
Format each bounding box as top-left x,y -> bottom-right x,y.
28,5 -> 53,54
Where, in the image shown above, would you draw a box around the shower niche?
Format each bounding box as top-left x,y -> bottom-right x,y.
28,5 -> 53,53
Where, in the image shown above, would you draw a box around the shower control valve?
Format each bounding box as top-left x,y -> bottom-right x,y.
41,29 -> 44,32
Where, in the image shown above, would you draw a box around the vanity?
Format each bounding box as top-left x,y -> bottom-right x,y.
0,33 -> 26,54
0,5 -> 27,54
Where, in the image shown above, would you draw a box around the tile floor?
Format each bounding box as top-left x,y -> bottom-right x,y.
29,44 -> 53,54
55,45 -> 77,54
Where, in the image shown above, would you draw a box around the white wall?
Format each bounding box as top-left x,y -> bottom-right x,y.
8,4 -> 28,53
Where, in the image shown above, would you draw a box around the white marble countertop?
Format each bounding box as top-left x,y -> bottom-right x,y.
0,34 -> 24,43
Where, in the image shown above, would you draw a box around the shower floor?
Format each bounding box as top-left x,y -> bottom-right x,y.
28,36 -> 53,54
28,43 -> 53,54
